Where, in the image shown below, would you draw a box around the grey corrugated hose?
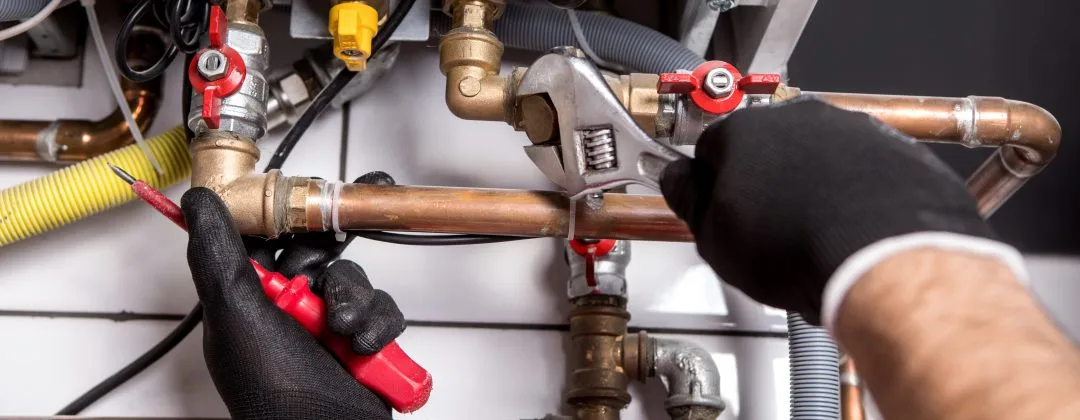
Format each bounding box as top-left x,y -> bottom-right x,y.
432,2 -> 706,73
0,0 -> 51,22
788,311 -> 842,419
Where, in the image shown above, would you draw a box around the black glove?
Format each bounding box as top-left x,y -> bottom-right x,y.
182,186 -> 405,420
660,99 -> 995,324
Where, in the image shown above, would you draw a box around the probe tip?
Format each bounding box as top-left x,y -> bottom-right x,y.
106,163 -> 137,185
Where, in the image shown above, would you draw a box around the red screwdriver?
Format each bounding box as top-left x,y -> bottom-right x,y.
107,163 -> 432,413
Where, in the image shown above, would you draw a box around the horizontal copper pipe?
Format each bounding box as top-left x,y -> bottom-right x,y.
0,77 -> 161,163
311,184 -> 692,241
206,90 -> 1060,240
809,92 -> 1061,215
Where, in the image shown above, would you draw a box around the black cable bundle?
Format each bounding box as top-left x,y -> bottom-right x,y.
115,0 -> 208,82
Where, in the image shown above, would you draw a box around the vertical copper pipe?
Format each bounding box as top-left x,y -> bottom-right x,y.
840,358 -> 865,420
808,92 -> 1061,215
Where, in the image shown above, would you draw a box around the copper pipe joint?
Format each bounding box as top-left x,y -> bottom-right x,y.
293,183 -> 690,241
807,92 -> 1061,215
190,132 -> 293,238
809,93 -> 1060,164
0,78 -> 161,163
568,295 -> 631,419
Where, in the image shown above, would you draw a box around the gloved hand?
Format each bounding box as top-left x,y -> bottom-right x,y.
181,185 -> 404,420
660,99 -> 996,325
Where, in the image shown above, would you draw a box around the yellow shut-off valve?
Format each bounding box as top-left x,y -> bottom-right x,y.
329,1 -> 379,71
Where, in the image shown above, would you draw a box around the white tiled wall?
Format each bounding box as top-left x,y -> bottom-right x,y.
1,24 -> 1077,420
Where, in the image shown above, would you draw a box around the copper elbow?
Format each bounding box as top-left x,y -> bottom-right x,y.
808,92 -> 1061,215
0,77 -> 162,163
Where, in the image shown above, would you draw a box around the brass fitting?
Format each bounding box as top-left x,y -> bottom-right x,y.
190,132 -> 295,238
608,73 -> 662,136
567,295 -> 632,419
226,0 -> 266,24
519,73 -> 664,145
439,0 -> 512,122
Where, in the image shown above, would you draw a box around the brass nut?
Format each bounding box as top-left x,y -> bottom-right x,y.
285,181 -> 311,232
520,94 -> 557,144
438,29 -> 503,74
625,73 -> 661,136
458,77 -> 482,97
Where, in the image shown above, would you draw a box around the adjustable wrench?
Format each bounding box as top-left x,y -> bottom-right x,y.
517,50 -> 689,201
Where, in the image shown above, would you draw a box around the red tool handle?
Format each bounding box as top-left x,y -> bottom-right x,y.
120,175 -> 432,412
251,261 -> 433,413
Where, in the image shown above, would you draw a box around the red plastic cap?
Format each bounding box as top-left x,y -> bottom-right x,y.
348,341 -> 433,413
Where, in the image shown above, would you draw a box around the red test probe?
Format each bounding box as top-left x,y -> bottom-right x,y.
106,163 -> 432,413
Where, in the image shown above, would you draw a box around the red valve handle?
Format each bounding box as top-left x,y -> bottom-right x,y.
187,5 -> 246,129
657,61 -> 782,115
569,239 -> 616,292
252,260 -> 433,413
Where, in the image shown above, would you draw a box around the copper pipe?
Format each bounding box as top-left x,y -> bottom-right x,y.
841,358 -> 865,420
310,183 -> 691,241
0,78 -> 161,163
808,92 -> 1061,215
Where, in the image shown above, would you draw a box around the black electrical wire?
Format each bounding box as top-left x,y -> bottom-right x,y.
183,53 -> 195,141
262,0 -> 524,246
115,0 -> 208,82
54,305 -> 205,416
262,0 -> 417,172
169,0 -> 208,54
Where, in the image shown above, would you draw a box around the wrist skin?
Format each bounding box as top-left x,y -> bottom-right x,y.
834,248 -> 1080,420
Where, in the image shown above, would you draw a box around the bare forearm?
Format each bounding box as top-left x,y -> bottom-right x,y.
836,249 -> 1080,420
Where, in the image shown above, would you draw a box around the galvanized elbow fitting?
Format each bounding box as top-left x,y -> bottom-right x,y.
439,0 -> 512,122
650,338 -> 726,420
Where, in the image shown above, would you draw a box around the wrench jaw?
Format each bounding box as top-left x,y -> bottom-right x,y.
518,52 -> 690,201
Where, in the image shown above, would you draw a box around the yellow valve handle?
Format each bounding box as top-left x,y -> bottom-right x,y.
329,2 -> 379,72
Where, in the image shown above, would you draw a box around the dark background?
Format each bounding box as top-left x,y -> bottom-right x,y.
787,0 -> 1079,254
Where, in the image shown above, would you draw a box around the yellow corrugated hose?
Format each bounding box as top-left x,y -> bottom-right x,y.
0,126 -> 190,246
